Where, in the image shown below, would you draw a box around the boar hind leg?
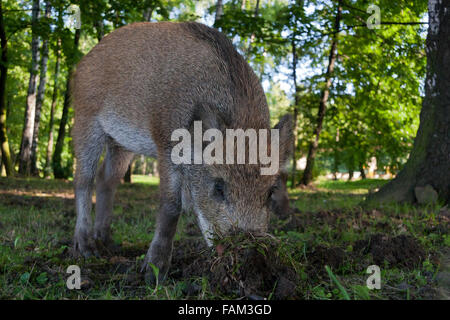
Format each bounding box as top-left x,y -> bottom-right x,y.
94,142 -> 134,253
73,123 -> 105,258
142,166 -> 181,282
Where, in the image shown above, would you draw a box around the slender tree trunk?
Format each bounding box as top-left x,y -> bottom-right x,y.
44,38 -> 61,178
368,0 -> 450,204
141,155 -> 147,175
214,0 -> 224,26
143,0 -> 153,22
348,170 -> 354,181
359,163 -> 366,179
18,0 -> 40,175
301,0 -> 342,185
0,2 -> 13,176
94,19 -> 104,42
53,28 -> 80,179
291,37 -> 299,188
245,0 -> 260,58
124,160 -> 133,183
30,1 -> 51,176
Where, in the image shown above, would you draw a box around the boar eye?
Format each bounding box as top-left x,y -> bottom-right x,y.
268,185 -> 277,201
213,178 -> 225,200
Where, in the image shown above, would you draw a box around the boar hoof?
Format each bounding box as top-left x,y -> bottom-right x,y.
141,254 -> 170,284
93,231 -> 117,256
72,230 -> 98,258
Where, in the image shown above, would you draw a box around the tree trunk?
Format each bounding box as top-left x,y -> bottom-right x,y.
141,154 -> 147,175
124,162 -> 132,183
18,0 -> 40,175
348,170 -> 354,181
291,37 -> 299,188
301,0 -> 342,185
53,28 -> 80,179
0,2 -> 13,176
30,1 -> 51,176
359,163 -> 366,180
368,0 -> 450,204
143,0 -> 153,22
214,0 -> 224,26
245,0 -> 260,58
94,19 -> 104,42
44,38 -> 61,178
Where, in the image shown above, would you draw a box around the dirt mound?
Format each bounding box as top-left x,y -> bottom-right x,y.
308,246 -> 345,275
171,235 -> 298,299
354,234 -> 425,268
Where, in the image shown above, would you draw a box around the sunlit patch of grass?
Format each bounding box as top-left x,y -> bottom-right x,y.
130,175 -> 160,186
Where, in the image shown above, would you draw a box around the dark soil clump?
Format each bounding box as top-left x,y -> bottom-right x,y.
354,234 -> 425,268
171,235 -> 299,299
307,245 -> 345,275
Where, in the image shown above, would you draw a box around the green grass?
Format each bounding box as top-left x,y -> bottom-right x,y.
0,176 -> 447,300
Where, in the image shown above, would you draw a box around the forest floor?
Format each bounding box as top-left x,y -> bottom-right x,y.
0,176 -> 448,300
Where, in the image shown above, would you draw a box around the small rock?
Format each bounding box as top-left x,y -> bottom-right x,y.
274,276 -> 297,299
415,185 -> 438,204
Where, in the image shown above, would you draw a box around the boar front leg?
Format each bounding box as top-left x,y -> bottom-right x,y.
142,166 -> 181,283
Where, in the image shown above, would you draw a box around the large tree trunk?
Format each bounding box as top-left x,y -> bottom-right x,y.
0,2 -> 13,176
30,1 -> 51,176
301,0 -> 342,185
18,0 -> 40,175
368,0 -> 450,204
53,28 -> 80,179
44,38 -> 61,178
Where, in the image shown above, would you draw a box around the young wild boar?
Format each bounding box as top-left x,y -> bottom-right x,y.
71,22 -> 293,281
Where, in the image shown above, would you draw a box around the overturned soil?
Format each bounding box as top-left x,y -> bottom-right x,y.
171,235 -> 299,299
354,234 -> 425,269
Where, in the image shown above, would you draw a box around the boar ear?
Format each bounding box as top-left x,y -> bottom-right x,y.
273,114 -> 294,168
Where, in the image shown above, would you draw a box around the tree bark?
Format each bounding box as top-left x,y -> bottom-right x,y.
143,0 -> 153,22
0,2 -> 13,176
141,154 -> 147,175
301,0 -> 342,185
53,28 -> 80,179
44,38 -> 61,178
94,19 -> 104,42
245,0 -> 260,58
368,0 -> 450,204
124,162 -> 132,183
18,0 -> 40,175
30,1 -> 51,176
359,163 -> 366,179
214,0 -> 224,26
291,37 -> 299,188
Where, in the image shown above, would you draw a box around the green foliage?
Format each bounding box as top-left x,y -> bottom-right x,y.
1,0 -> 428,181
